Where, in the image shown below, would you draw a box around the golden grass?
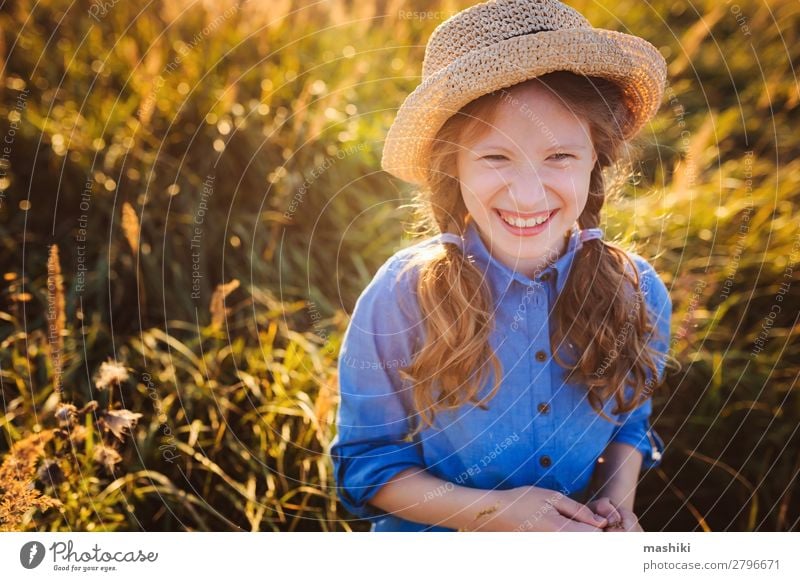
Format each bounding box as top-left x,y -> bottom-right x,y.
0,431 -> 62,531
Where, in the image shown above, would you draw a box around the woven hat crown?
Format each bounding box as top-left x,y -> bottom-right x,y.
423,0 -> 591,79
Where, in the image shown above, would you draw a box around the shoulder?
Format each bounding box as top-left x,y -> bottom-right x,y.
349,233 -> 445,324
362,234 -> 447,294
623,251 -> 672,318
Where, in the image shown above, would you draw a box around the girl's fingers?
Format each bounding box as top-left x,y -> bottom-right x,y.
549,496 -> 607,528
551,514 -> 605,532
589,497 -> 622,525
608,507 -> 642,532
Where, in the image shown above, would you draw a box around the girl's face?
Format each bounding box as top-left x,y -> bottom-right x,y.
456,82 -> 598,278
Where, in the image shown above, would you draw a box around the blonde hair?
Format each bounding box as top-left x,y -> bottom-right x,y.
396,71 -> 672,439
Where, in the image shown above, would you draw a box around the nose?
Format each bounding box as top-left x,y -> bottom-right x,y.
506,165 -> 548,210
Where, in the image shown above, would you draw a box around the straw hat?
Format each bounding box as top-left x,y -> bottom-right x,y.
381,0 -> 667,186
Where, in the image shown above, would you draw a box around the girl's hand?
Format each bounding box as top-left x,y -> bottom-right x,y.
585,496 -> 623,528
470,486 -> 609,532
603,505 -> 643,532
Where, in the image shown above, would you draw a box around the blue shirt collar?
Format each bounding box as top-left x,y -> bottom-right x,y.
437,220 -> 603,295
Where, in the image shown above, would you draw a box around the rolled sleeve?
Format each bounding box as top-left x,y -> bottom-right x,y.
609,399 -> 666,471
610,256 -> 671,471
330,253 -> 427,521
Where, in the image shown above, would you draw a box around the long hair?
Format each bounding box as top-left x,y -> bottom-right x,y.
396,71 -> 673,439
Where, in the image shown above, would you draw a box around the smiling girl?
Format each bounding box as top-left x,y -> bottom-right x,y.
331,0 -> 674,532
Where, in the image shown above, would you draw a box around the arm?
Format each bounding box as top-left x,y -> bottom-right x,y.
331,254 -> 437,524
370,467 -> 611,532
368,467 -> 508,531
602,257 -> 671,495
588,257 -> 672,518
588,441 -> 643,511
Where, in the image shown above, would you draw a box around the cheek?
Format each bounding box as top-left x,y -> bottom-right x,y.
554,169 -> 592,202
458,164 -> 506,205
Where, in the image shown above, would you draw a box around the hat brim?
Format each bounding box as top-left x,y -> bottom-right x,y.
381,28 -> 667,186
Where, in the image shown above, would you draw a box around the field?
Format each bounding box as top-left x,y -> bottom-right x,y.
0,0 -> 798,531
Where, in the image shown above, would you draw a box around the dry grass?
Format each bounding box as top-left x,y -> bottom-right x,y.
0,431 -> 62,531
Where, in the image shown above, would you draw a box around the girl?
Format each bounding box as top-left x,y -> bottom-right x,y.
331,0 -> 673,532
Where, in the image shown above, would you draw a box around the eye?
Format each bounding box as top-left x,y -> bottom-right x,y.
549,152 -> 574,161
481,154 -> 509,162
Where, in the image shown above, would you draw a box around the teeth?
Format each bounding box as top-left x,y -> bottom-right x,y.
498,211 -> 551,228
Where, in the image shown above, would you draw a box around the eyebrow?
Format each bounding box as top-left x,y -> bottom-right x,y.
474,142 -> 591,152
547,143 -> 590,152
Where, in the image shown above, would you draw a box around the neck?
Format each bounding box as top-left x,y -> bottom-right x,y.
476,225 -> 572,280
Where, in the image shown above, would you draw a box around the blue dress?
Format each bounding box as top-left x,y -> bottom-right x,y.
330,220 -> 670,531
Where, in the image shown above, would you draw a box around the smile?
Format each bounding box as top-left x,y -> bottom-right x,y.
495,208 -> 556,228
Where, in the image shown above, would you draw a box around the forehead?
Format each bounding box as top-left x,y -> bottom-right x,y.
466,83 -> 592,147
